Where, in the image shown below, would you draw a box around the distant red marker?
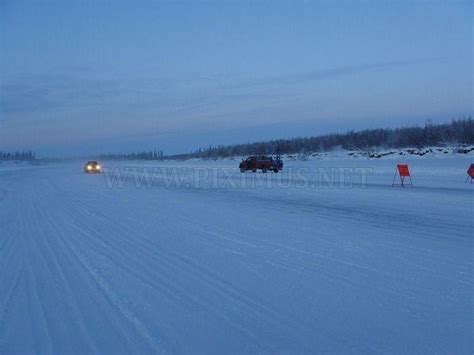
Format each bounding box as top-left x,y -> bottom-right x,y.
392,164 -> 413,187
466,164 -> 474,183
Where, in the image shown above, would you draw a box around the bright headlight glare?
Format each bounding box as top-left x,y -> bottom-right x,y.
87,165 -> 92,170
96,165 -> 101,169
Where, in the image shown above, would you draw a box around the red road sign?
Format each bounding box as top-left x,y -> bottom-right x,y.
397,164 -> 410,177
467,164 -> 474,178
466,164 -> 474,183
392,164 -> 413,187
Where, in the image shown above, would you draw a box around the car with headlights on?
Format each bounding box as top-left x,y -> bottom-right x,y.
84,161 -> 102,174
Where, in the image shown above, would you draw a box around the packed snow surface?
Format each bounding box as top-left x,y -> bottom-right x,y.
1,156 -> 472,354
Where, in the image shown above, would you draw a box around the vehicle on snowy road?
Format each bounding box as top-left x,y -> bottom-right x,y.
239,155 -> 283,173
84,161 -> 102,174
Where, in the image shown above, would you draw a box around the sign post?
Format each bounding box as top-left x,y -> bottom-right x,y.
392,164 -> 413,187
466,164 -> 474,183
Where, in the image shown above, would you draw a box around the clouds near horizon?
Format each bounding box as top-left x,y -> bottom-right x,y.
1,0 -> 472,155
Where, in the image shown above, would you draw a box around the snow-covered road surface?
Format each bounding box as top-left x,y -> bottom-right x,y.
1,158 -> 472,354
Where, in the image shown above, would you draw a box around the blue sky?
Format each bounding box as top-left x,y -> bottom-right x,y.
1,0 -> 472,156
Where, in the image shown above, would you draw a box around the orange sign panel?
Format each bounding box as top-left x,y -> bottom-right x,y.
467,164 -> 474,179
397,164 -> 410,177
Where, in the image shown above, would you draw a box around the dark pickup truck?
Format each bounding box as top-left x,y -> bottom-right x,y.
239,155 -> 283,173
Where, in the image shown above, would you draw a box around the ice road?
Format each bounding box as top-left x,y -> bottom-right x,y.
0,158 -> 472,354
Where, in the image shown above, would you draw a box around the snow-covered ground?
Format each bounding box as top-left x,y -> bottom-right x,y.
0,155 -> 472,354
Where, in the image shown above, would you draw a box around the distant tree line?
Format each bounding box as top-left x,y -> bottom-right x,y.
95,117 -> 473,160
97,149 -> 164,161
0,151 -> 36,161
170,117 -> 474,159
